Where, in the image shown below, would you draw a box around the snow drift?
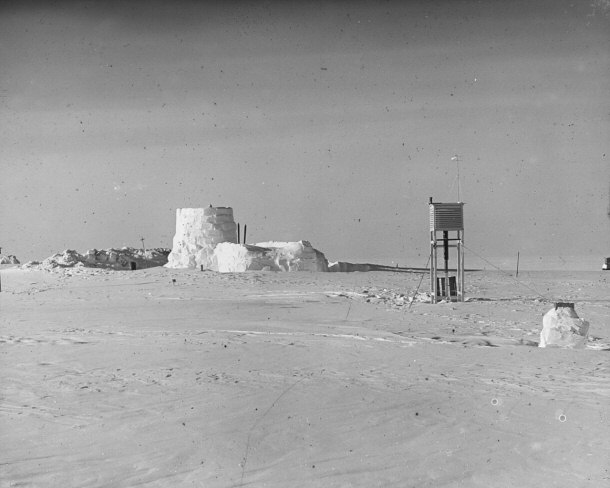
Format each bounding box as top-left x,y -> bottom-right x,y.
328,261 -> 371,272
23,248 -> 170,271
0,255 -> 20,265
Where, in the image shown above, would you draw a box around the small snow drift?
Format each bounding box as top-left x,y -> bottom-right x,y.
166,207 -> 237,269
212,241 -> 328,272
0,255 -> 20,265
539,303 -> 590,349
25,248 -> 169,271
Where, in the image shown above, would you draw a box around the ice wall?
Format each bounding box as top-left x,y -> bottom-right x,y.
166,207 -> 237,269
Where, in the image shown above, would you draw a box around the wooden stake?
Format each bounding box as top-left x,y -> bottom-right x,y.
243,225 -> 247,244
516,251 -> 520,277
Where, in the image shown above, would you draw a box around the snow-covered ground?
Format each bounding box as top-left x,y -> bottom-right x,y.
1,266 -> 609,487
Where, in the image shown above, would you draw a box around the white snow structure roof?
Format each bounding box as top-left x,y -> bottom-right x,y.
212,241 -> 328,272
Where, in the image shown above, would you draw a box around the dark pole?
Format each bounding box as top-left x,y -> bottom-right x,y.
237,223 -> 240,244
243,225 -> 247,244
443,231 -> 449,274
516,251 -> 520,277
443,230 -> 449,298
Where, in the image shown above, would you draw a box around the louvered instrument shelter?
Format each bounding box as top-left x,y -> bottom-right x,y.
429,199 -> 464,303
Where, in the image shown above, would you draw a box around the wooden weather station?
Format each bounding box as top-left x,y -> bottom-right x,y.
429,198 -> 464,303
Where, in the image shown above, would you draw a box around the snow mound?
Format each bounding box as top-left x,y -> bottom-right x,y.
539,303 -> 589,349
0,255 -> 20,265
212,240 -> 328,272
25,248 -> 170,271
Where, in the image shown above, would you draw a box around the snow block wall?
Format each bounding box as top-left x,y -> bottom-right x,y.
29,248 -> 169,270
212,241 -> 328,272
166,207 -> 238,269
82,248 -> 169,270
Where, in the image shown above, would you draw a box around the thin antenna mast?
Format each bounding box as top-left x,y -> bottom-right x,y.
607,182 -> 610,219
451,155 -> 461,202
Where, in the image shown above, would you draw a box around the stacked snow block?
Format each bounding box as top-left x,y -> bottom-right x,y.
166,207 -> 238,269
539,303 -> 589,349
83,248 -> 170,270
212,241 -> 328,272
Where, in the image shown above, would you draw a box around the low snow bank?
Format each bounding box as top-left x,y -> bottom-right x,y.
23,248 -> 170,271
212,240 -> 328,272
328,261 -> 371,272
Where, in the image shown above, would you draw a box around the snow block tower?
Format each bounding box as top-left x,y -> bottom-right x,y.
166,207 -> 238,269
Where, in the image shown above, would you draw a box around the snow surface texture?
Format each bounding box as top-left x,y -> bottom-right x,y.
166,207 -> 237,269
22,248 -> 169,271
0,255 -> 20,264
2,268 -> 609,487
539,304 -> 590,348
212,241 -> 328,272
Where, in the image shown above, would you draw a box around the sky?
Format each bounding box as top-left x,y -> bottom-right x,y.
1,0 -> 609,269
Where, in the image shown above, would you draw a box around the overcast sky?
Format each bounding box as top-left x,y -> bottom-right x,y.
1,0 -> 609,269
